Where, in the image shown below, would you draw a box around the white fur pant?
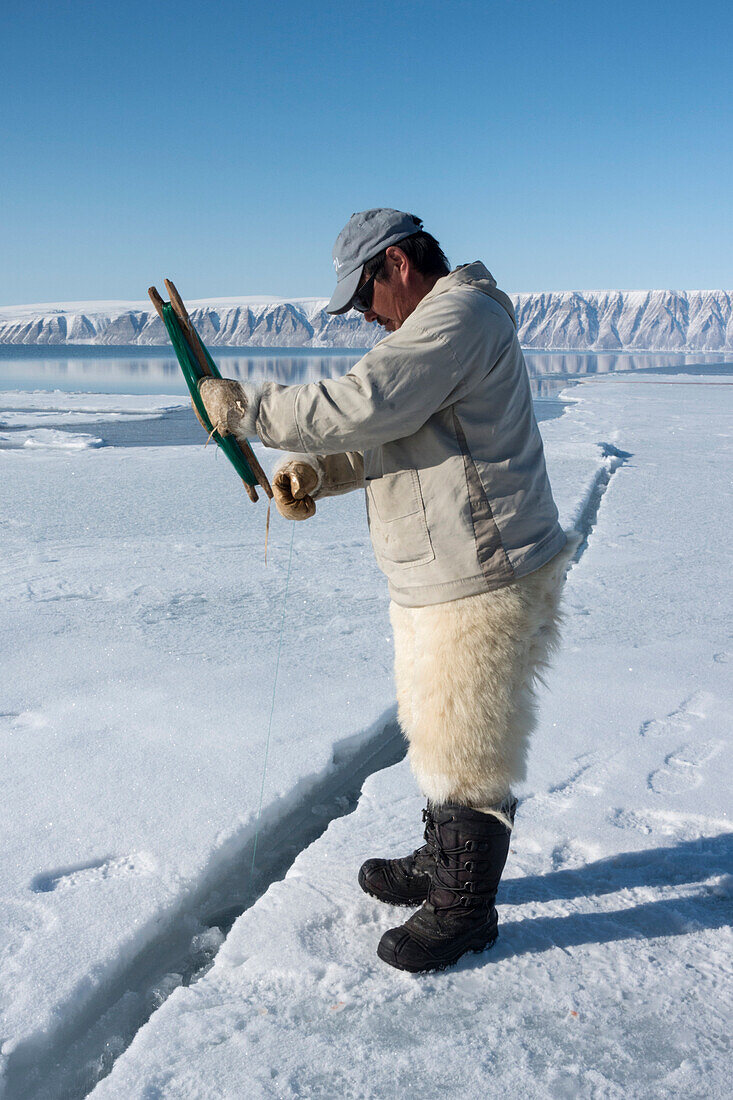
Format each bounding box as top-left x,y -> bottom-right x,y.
390,535 -> 579,818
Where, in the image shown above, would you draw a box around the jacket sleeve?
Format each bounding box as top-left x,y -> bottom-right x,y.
251,320 -> 475,456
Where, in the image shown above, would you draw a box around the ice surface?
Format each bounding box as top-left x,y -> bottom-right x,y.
1,377 -> 730,1098
4,388 -> 598,1098
0,428 -> 104,450
90,376 -> 730,1099
0,391 -> 184,417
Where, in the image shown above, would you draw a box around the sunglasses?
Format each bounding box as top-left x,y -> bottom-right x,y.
351,272 -> 377,314
351,259 -> 386,313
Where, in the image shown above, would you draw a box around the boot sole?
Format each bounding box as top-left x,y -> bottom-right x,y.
377,931 -> 499,974
358,868 -> 429,908
359,883 -> 427,907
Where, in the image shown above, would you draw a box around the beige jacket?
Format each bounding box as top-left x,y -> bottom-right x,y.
249,262 -> 566,607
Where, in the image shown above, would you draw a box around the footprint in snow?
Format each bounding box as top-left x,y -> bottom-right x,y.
544,752 -> 603,802
648,741 -> 721,795
31,852 -> 157,894
549,838 -> 595,870
638,691 -> 710,739
0,898 -> 54,968
609,806 -> 732,840
608,808 -> 654,835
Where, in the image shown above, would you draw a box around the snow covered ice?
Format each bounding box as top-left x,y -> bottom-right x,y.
0,373 -> 731,1098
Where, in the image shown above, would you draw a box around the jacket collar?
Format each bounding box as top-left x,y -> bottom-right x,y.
413,261 -> 516,327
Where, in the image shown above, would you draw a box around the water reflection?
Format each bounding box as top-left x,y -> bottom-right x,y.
0,348 -> 728,400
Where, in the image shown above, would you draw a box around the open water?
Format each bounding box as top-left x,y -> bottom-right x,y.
0,347 -> 730,445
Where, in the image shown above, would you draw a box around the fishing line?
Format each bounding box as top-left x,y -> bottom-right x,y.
249,519 -> 297,882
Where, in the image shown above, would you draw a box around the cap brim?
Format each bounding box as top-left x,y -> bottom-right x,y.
326,266 -> 362,315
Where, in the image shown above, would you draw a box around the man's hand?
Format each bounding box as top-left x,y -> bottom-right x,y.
196,377 -> 250,438
273,459 -> 319,520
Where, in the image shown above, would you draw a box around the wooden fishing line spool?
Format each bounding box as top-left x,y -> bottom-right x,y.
148,280 -> 272,503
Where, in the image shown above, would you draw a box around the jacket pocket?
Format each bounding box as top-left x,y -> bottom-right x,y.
366,469 -> 435,567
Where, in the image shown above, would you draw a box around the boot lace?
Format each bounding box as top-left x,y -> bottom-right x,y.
414,806 -> 438,862
427,838 -> 497,914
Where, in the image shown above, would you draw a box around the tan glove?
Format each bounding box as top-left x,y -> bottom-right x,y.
273,459 -> 319,520
196,377 -> 253,438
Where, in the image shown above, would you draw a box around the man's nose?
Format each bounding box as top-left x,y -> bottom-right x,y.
364,309 -> 378,323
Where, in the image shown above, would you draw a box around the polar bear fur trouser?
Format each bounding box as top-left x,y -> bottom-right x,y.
390,535 -> 579,827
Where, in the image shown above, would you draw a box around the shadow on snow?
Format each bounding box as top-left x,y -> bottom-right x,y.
474,832 -> 733,967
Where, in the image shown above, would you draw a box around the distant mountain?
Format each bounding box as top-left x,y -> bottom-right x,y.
0,290 -> 730,351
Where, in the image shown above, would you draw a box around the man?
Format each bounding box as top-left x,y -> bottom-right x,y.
198,208 -> 575,973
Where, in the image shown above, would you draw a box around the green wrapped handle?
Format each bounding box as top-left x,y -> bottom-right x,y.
159,301 -> 258,490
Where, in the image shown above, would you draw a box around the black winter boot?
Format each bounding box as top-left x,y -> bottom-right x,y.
377,801 -> 516,973
358,807 -> 438,906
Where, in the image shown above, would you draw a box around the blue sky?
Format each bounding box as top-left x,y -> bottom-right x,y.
2,0 -> 731,304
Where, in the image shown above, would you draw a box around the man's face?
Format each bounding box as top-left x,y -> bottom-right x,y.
359,248 -> 431,333
363,267 -> 407,332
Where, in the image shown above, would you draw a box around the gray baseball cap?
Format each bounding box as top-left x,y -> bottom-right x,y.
326,208 -> 421,314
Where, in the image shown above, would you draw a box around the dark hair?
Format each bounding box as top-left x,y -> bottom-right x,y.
362,215 -> 450,281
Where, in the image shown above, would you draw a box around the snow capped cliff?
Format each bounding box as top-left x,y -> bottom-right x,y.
0,290 -> 730,350
512,290 -> 733,351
